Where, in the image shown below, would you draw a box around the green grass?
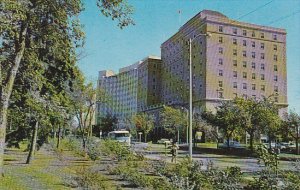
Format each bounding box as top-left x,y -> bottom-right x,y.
0,175 -> 27,190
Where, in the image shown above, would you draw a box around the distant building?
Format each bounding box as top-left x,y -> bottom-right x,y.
97,63 -> 139,128
96,56 -> 162,128
160,10 -> 287,115
137,56 -> 162,112
97,10 -> 288,128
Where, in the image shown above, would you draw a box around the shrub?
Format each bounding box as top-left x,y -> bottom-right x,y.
75,166 -> 109,189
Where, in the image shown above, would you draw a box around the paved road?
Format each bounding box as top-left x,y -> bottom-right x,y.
132,143 -> 296,173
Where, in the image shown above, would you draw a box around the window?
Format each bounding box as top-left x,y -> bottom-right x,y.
273,44 -> 277,51
233,93 -> 238,97
219,26 -> 223,32
233,60 -> 237,67
274,97 -> 278,103
261,85 -> 265,91
261,32 -> 264,38
252,73 -> 256,79
252,95 -> 257,99
243,94 -> 248,99
219,70 -> 223,76
261,43 -> 264,49
261,53 -> 265,59
243,30 -> 247,36
219,37 -> 223,43
252,52 -> 256,58
218,91 -> 224,98
252,41 -> 255,47
243,51 -> 247,57
252,84 -> 256,90
261,74 -> 265,80
243,83 -> 247,89
243,72 -> 247,79
219,58 -> 223,65
274,55 -> 278,61
233,49 -> 237,56
233,82 -> 237,88
261,63 -> 265,70
233,38 -> 237,45
243,40 -> 247,46
243,61 -> 247,68
274,65 -> 278,71
273,34 -> 277,40
233,71 -> 237,78
252,31 -> 255,37
219,47 -> 223,54
274,86 -> 278,92
274,75 -> 278,81
252,62 -> 256,69
219,81 -> 223,87
233,28 -> 237,34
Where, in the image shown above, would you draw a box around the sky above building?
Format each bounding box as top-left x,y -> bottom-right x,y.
79,0 -> 300,113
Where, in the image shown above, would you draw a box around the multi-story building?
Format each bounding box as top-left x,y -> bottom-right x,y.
97,56 -> 162,128
97,63 -> 139,128
160,10 -> 288,115
137,56 -> 162,112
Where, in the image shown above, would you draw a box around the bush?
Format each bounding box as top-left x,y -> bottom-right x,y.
75,166 -> 109,189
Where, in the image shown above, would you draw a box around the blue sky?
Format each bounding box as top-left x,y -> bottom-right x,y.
79,0 -> 300,113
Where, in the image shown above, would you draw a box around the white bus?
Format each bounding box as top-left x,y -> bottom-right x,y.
107,130 -> 131,145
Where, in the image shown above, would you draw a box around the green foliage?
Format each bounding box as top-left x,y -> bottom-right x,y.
75,166 -> 109,189
160,106 -> 187,140
96,114 -> 118,136
100,139 -> 132,161
132,113 -> 155,142
96,0 -> 135,29
154,158 -> 242,190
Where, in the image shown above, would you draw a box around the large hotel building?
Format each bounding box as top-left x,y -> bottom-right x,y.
97,10 -> 287,127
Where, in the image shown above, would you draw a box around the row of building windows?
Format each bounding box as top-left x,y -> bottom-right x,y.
219,59 -> 278,71
218,25 -> 278,40
219,81 -> 279,92
217,92 -> 279,102
218,37 -> 278,51
218,70 -> 279,81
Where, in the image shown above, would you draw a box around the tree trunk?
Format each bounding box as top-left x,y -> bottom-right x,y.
249,132 -> 254,152
26,121 -> 39,164
296,138 -> 299,155
0,25 -> 27,176
227,136 -> 230,148
56,125 -> 61,149
144,133 -> 147,143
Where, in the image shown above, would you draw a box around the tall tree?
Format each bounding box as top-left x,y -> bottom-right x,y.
282,110 -> 300,154
202,101 -> 240,148
132,113 -> 155,142
160,106 -> 187,142
0,0 -> 134,176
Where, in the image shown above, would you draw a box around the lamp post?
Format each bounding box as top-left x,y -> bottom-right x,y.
188,32 -> 212,160
181,106 -> 189,144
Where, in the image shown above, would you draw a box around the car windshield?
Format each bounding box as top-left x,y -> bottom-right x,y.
115,133 -> 130,138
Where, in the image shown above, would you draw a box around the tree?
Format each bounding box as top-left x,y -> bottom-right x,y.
283,110 -> 300,154
0,0 -> 134,176
97,114 -> 118,136
160,106 -> 187,142
202,101 -> 240,148
68,76 -> 97,153
258,98 -> 282,149
132,113 -> 155,142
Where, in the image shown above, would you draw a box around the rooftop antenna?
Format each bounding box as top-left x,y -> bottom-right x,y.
178,9 -> 182,28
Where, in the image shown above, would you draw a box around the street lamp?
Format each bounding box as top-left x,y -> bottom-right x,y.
188,32 -> 212,160
181,106 -> 189,144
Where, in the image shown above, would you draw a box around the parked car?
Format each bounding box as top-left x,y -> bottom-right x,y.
157,138 -> 172,144
219,140 -> 242,148
276,142 -> 289,150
